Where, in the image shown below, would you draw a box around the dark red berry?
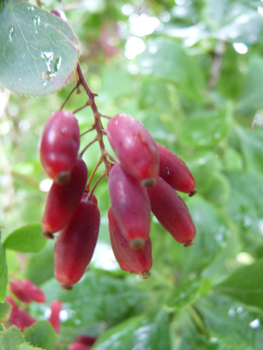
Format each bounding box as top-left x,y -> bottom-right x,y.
9,280 -> 33,303
156,142 -> 196,194
107,114 -> 159,186
49,300 -> 62,334
76,335 -> 97,347
147,177 -> 196,244
68,343 -> 91,350
108,207 -> 152,278
5,296 -> 37,332
42,156 -> 88,234
21,279 -> 46,303
54,194 -> 100,288
108,164 -> 151,248
40,110 -> 80,184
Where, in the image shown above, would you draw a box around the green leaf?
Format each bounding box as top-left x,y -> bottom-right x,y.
179,196 -> 231,274
196,294 -> 263,350
202,172 -> 231,206
165,278 -> 211,311
138,38 -> 205,102
0,327 -> 25,350
0,242 -> 7,302
18,344 -> 43,350
238,56 -> 263,115
25,240 -> 55,286
24,321 -> 57,350
181,104 -> 231,148
215,259 -> 263,310
3,224 -> 46,253
0,0 -> 78,95
93,310 -> 171,350
33,272 -> 149,327
0,301 -> 11,322
235,126 -> 263,175
225,171 -> 263,245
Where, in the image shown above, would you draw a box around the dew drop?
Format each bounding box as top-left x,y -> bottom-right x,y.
165,166 -> 170,175
33,15 -> 41,26
228,308 -> 235,317
61,127 -> 68,136
249,318 -> 261,329
27,5 -> 35,11
8,26 -> 14,42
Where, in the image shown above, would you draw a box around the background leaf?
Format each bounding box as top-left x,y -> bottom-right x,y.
3,224 -> 46,253
0,0 -> 78,95
0,327 -> 25,350
24,321 -> 57,350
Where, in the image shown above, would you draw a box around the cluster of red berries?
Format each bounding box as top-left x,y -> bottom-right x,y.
40,110 -> 196,288
5,279 -> 61,333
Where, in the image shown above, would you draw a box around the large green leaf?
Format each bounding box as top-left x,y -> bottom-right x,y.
3,223 -> 46,253
215,259 -> 263,310
235,126 -> 263,175
181,104 -> 231,148
0,327 -> 24,350
93,310 -> 171,350
24,321 -> 57,350
138,38 -> 205,102
18,344 -> 42,350
0,0 -> 78,95
165,278 -> 211,311
0,242 -> 7,302
196,294 -> 263,350
178,196 -> 231,274
32,272 -> 150,327
0,301 -> 11,322
25,240 -> 55,286
238,56 -> 263,115
226,171 -> 263,245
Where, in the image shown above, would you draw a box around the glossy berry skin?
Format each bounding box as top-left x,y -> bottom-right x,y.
42,157 -> 88,234
40,110 -> 80,184
48,300 -> 62,334
108,164 -> 151,248
147,177 -> 196,244
107,114 -> 159,186
156,143 -> 196,194
54,195 -> 100,288
9,279 -> 45,303
108,207 -> 152,278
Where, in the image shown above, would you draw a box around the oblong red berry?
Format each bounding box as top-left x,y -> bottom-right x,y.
76,335 -> 97,347
54,195 -> 100,288
40,110 -> 80,184
108,207 -> 152,278
48,300 -> 62,334
9,280 -> 33,303
107,114 -> 159,186
156,143 -> 196,194
21,279 -> 46,303
147,177 -> 196,244
108,164 -> 151,248
42,157 -> 88,234
68,343 -> 91,350
5,296 -> 37,331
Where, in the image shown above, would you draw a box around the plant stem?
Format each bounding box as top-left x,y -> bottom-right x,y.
76,63 -> 111,176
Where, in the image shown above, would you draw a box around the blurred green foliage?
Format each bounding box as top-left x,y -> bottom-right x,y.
1,0 -> 263,349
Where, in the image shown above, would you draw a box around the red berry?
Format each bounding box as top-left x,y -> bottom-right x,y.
156,143 -> 196,194
68,343 -> 91,350
76,335 -> 97,346
147,177 -> 196,244
21,279 -> 46,303
9,280 -> 33,303
54,194 -> 100,288
5,296 -> 37,331
49,300 -> 62,334
107,114 -> 159,186
42,156 -> 88,234
108,207 -> 152,278
108,164 -> 151,248
40,110 -> 80,184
